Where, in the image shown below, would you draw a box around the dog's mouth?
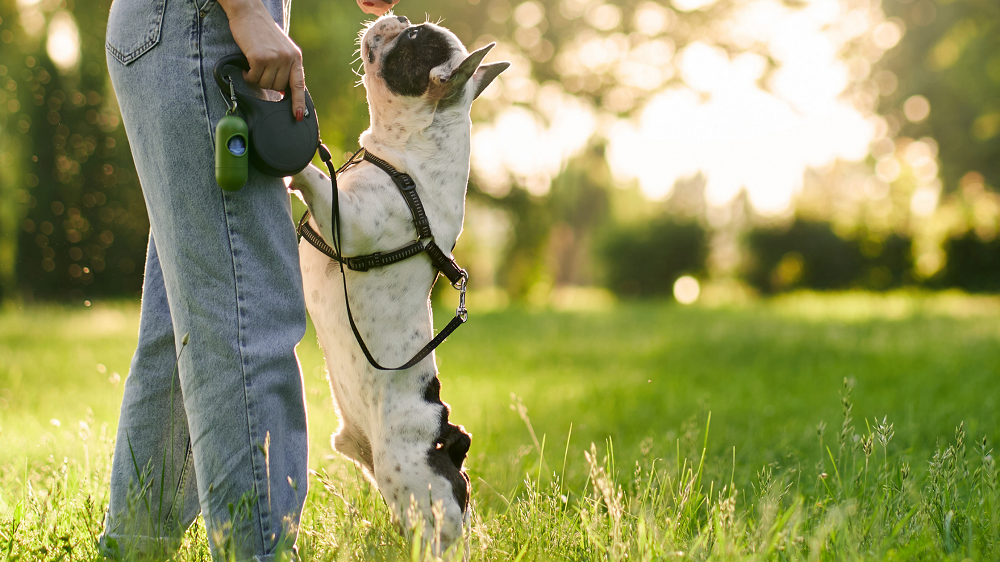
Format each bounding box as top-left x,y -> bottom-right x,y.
362,16 -> 410,66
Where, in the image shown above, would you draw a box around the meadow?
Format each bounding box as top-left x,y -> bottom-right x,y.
0,291 -> 998,560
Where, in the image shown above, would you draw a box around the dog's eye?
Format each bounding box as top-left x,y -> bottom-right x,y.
408,28 -> 419,39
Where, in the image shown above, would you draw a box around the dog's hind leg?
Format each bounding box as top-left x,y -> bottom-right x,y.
333,422 -> 375,474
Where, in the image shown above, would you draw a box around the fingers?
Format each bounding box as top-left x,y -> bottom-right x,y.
257,63 -> 279,91
290,58 -> 306,121
232,13 -> 303,93
357,0 -> 398,16
243,45 -> 302,100
245,50 -> 303,120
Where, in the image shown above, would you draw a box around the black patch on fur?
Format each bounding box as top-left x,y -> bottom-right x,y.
423,376 -> 442,403
422,376 -> 471,511
381,25 -> 456,97
427,424 -> 471,511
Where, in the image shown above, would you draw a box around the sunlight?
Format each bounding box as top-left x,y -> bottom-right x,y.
46,11 -> 80,71
15,0 -> 45,37
606,0 -> 881,214
673,275 -> 700,304
472,82 -> 596,196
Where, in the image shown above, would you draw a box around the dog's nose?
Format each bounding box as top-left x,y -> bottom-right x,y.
397,16 -> 408,24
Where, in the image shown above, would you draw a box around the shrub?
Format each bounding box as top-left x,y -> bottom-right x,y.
743,219 -> 913,294
600,218 -> 707,298
936,234 -> 1000,292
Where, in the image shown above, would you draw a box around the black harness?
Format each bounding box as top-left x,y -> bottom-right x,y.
297,144 -> 468,371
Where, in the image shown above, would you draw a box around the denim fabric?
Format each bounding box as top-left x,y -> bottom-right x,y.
101,0 -> 307,558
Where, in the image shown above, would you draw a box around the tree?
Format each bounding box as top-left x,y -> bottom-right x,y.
877,0 -> 1000,193
1,0 -> 145,302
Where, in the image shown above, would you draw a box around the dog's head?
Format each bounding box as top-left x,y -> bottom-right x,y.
359,15 -> 509,116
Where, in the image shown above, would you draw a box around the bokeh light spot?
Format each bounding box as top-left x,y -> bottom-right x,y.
673,275 -> 700,304
46,11 -> 80,71
903,95 -> 930,123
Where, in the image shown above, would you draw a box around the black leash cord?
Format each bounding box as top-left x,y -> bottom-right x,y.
318,144 -> 467,371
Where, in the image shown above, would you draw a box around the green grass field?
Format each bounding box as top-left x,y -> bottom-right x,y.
1,292 -> 998,560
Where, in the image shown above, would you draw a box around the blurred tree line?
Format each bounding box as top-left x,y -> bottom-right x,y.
1,0 -> 145,302
2,0 -> 999,303
739,0 -> 1000,295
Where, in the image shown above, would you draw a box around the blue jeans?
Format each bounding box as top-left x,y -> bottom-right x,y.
101,0 -> 307,558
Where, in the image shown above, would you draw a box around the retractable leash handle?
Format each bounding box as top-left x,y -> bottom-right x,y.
213,53 -> 320,183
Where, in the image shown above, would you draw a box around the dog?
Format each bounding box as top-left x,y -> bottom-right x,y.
290,14 -> 508,548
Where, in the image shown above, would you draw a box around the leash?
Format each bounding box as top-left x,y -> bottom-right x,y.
299,144 -> 469,371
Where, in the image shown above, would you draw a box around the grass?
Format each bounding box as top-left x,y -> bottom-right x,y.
0,291 -> 998,560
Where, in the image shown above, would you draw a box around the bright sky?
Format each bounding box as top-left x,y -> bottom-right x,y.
606,39 -> 874,213
473,0 -> 889,214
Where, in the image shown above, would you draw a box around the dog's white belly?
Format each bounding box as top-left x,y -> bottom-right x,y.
299,238 -> 440,445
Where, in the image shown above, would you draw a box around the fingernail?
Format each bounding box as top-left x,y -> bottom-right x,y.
296,108 -> 303,122
363,2 -> 373,5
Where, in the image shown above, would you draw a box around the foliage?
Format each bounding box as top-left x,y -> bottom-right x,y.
599,217 -> 706,297
878,0 -> 1000,193
0,0 -> 146,303
743,219 -> 913,294
4,0 -> 1000,300
932,233 -> 1000,292
470,143 -> 613,299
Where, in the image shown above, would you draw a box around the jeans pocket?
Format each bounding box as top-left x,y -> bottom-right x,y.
105,0 -> 168,66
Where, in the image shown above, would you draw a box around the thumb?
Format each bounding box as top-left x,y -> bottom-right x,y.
291,58 -> 306,121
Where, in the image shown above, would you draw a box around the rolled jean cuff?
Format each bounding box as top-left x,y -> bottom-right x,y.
98,534 -> 298,562
97,532 -> 182,560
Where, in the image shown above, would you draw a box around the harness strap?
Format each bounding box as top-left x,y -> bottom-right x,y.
425,241 -> 465,287
297,210 -> 337,259
298,212 -> 427,272
360,152 -> 466,286
304,144 -> 468,371
363,151 -> 434,240
297,149 -> 466,285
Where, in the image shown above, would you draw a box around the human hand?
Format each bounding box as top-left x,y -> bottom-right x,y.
357,0 -> 400,16
219,0 -> 307,121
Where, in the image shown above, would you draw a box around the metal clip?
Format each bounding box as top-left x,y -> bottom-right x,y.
456,271 -> 468,323
220,76 -> 238,115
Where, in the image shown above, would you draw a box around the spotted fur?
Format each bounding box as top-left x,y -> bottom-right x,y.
291,14 -> 508,551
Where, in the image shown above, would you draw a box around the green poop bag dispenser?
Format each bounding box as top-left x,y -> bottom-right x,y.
215,112 -> 249,191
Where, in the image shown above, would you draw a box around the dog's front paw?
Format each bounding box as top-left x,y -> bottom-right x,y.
289,163 -> 329,200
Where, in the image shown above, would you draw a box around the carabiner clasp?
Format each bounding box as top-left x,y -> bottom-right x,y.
220,76 -> 238,115
456,270 -> 469,323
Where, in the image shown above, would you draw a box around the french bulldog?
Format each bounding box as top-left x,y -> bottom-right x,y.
291,13 -> 508,549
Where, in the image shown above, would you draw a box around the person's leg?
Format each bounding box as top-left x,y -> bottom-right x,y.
104,0 -> 308,557
101,235 -> 201,557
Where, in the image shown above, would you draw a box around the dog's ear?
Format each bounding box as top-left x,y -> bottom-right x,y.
430,43 -> 508,102
472,61 -> 510,100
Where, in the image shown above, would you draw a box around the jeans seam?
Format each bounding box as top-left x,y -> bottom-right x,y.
196,9 -> 272,552
227,196 -> 274,552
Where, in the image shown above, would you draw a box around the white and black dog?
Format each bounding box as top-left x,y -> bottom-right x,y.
291,14 -> 508,547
